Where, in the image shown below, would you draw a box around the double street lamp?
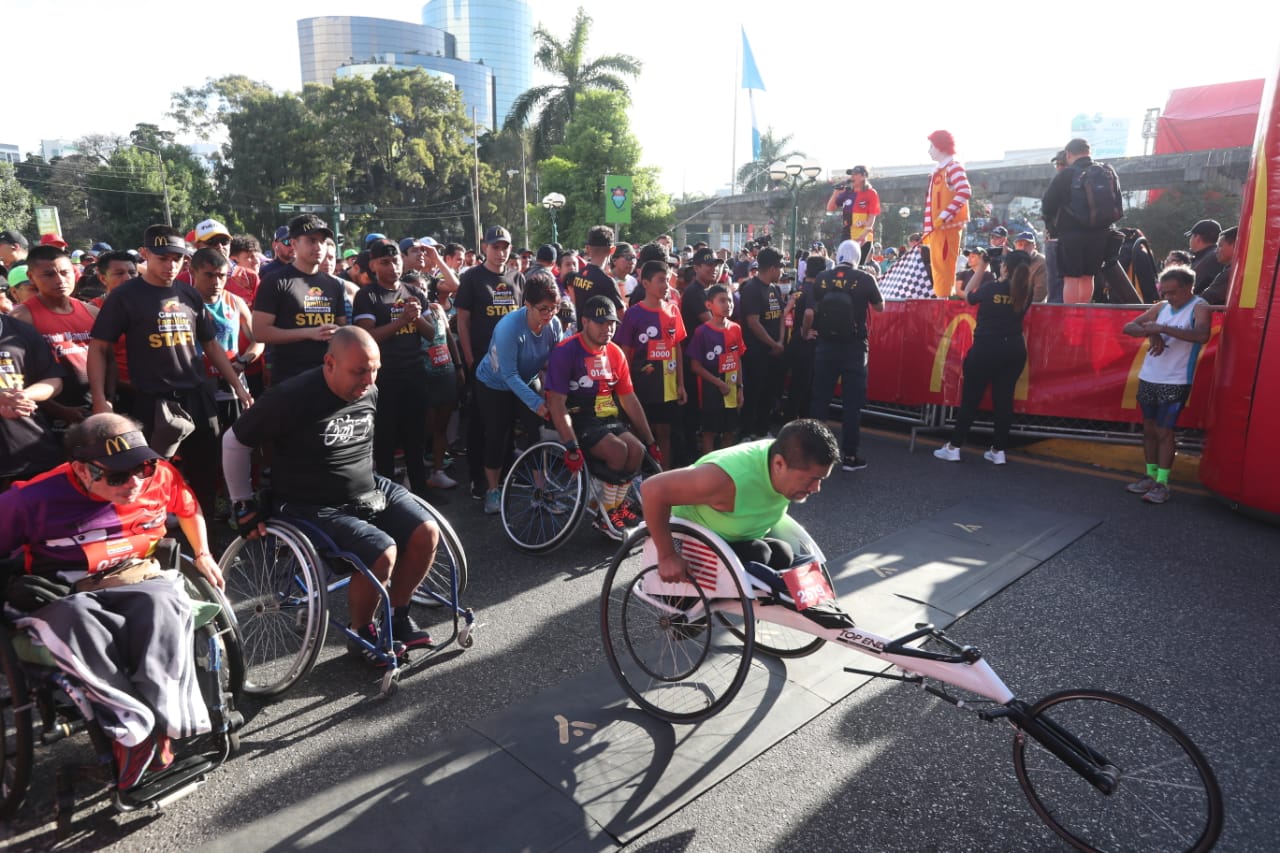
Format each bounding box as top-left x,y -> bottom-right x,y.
541,192 -> 565,245
768,159 -> 821,261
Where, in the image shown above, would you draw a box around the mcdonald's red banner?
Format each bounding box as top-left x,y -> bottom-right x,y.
866,301 -> 1222,428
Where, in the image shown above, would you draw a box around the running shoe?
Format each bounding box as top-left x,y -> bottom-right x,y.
428,470 -> 458,490
347,622 -> 406,667
470,482 -> 486,501
113,736 -> 156,791
593,515 -> 626,541
609,500 -> 640,531
1142,483 -> 1171,504
933,444 -> 961,463
483,488 -> 501,515
983,448 -> 1007,465
391,608 -> 436,649
1126,476 -> 1157,494
841,455 -> 869,471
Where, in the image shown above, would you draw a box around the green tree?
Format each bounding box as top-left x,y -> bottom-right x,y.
1124,187 -> 1243,260
535,91 -> 672,247
169,75 -> 277,140
735,129 -> 806,193
504,7 -> 641,161
0,163 -> 34,233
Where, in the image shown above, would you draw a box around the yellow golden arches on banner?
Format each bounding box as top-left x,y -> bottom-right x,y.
929,313 -> 977,393
1121,324 -> 1221,409
1239,137 -> 1268,310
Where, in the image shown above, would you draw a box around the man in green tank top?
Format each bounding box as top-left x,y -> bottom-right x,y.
642,419 -> 840,582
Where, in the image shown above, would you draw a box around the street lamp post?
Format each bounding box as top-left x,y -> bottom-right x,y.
131,143 -> 172,227
768,159 -> 821,261
541,192 -> 565,245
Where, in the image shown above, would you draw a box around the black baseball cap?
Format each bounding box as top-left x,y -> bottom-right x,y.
143,225 -> 192,256
483,225 -> 512,245
0,229 -> 28,249
692,248 -> 718,266
368,239 -> 400,260
288,214 -> 334,241
535,244 -> 557,263
582,295 -> 618,323
1185,219 -> 1221,240
991,226 -> 1009,238
71,428 -> 161,472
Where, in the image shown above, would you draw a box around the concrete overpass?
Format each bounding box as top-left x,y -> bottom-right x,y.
671,147 -> 1252,253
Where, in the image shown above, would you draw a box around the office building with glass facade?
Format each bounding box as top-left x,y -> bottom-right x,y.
420,0 -> 532,129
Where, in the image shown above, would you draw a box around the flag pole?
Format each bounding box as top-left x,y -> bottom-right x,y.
731,23 -> 739,198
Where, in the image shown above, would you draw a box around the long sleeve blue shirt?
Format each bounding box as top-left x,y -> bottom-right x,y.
475,307 -> 564,412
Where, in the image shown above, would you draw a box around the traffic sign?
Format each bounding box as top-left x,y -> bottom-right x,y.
341,204 -> 377,214
276,203 -> 329,214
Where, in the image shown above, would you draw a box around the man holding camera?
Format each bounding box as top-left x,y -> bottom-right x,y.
826,166 -> 880,264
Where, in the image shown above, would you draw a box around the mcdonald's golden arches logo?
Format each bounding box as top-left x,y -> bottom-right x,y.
104,435 -> 133,455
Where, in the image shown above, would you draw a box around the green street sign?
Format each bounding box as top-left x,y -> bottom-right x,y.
276,203 -> 328,214
604,175 -> 632,225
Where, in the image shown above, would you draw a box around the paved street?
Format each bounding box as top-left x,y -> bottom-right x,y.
4,427 -> 1278,852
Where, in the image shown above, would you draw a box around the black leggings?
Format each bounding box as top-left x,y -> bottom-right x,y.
728,537 -> 795,572
472,381 -> 542,471
950,334 -> 1027,451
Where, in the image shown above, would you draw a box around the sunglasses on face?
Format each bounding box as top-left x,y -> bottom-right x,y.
87,458 -> 158,486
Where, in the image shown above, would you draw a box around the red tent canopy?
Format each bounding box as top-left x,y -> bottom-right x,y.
1154,79 -> 1265,153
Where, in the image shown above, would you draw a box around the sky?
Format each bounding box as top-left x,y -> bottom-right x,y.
6,0 -> 1278,199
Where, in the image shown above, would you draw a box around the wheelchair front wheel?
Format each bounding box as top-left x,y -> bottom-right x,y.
219,523 -> 329,697
0,624 -> 33,819
600,526 -> 755,723
501,440 -> 589,553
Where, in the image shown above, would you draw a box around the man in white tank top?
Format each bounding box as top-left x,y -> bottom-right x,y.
1121,266 -> 1212,504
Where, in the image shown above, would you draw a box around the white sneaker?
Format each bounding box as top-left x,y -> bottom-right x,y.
983,448 -> 1007,465
428,469 -> 458,489
933,444 -> 961,462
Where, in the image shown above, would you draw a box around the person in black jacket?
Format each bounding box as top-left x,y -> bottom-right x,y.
1042,138 -> 1107,304
934,250 -> 1033,465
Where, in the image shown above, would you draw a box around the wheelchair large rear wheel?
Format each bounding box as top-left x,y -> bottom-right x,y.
719,560 -> 837,659
501,440 -> 589,553
409,495 -> 468,608
219,523 -> 328,697
601,526 -> 755,723
0,624 -> 33,819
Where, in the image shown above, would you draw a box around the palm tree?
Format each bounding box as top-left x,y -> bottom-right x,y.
736,129 -> 807,193
504,7 -> 641,160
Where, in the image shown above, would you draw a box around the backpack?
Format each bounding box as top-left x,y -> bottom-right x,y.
1066,162 -> 1124,229
814,271 -> 862,342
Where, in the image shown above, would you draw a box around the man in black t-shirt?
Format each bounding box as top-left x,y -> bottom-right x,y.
567,225 -> 624,328
224,326 -> 442,657
353,239 -> 443,500
257,225 -> 295,279
252,214 -> 347,384
88,225 -> 251,515
802,240 -> 884,472
0,313 -> 66,486
737,247 -> 787,438
454,225 -> 523,499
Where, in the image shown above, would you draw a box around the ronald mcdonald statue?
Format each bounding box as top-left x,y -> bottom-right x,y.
922,130 -> 972,297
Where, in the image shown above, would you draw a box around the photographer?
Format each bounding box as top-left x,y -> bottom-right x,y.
826,165 -> 880,264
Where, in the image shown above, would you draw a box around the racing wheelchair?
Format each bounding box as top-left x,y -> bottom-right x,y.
0,544 -> 243,829
499,430 -> 661,553
601,518 -> 1223,853
217,492 -> 474,699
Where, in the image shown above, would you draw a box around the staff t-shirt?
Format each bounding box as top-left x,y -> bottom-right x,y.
454,264 -> 523,364
253,265 -> 346,383
0,315 -> 66,479
680,281 -> 710,336
567,263 -> 623,325
615,301 -> 686,404
90,277 -> 216,394
545,334 -> 633,421
685,320 -> 746,409
737,276 -> 784,345
231,367 -> 377,506
351,281 -> 430,373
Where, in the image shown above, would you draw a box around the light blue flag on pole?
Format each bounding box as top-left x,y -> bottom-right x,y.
741,26 -> 765,160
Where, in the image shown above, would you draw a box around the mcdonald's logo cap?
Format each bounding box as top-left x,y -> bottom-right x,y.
288,214 -> 334,241
143,225 -> 193,256
72,428 -> 161,471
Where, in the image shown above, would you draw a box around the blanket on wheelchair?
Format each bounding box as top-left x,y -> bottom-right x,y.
16,572 -> 211,748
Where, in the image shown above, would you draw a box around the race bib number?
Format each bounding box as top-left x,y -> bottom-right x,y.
594,393 -> 618,418
718,351 -> 738,374
781,559 -> 834,611
723,371 -> 739,408
646,338 -> 672,362
427,343 -> 452,367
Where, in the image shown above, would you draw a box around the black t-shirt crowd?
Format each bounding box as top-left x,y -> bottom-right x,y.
0,315 -> 66,479
566,263 -> 622,323
454,263 -> 523,365
90,277 -> 216,394
351,281 -> 430,373
253,265 -> 346,383
738,275 -> 784,345
231,367 -> 377,506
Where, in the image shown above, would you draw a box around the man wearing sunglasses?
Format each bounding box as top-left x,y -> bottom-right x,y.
0,413 -> 224,791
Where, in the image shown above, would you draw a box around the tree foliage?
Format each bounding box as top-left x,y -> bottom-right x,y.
504,7 -> 641,161
535,91 -> 672,247
0,163 -> 34,233
1124,187 -> 1243,260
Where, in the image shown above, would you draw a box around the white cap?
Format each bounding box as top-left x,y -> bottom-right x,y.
194,218 -> 231,242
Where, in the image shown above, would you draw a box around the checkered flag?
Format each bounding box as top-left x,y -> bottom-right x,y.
879,246 -> 936,300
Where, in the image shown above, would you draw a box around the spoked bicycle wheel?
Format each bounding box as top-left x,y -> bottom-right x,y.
0,624 -> 33,819
409,496 -> 469,608
501,440 -> 588,553
1012,689 -> 1223,853
601,526 -> 755,723
219,523 -> 329,697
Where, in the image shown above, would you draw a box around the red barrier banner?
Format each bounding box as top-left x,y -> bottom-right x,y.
867,301 -> 1222,428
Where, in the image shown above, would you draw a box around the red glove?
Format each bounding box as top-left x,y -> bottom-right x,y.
564,448 -> 585,475
646,442 -> 663,468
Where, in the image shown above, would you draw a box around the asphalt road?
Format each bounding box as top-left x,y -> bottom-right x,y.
4,428 -> 1277,852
